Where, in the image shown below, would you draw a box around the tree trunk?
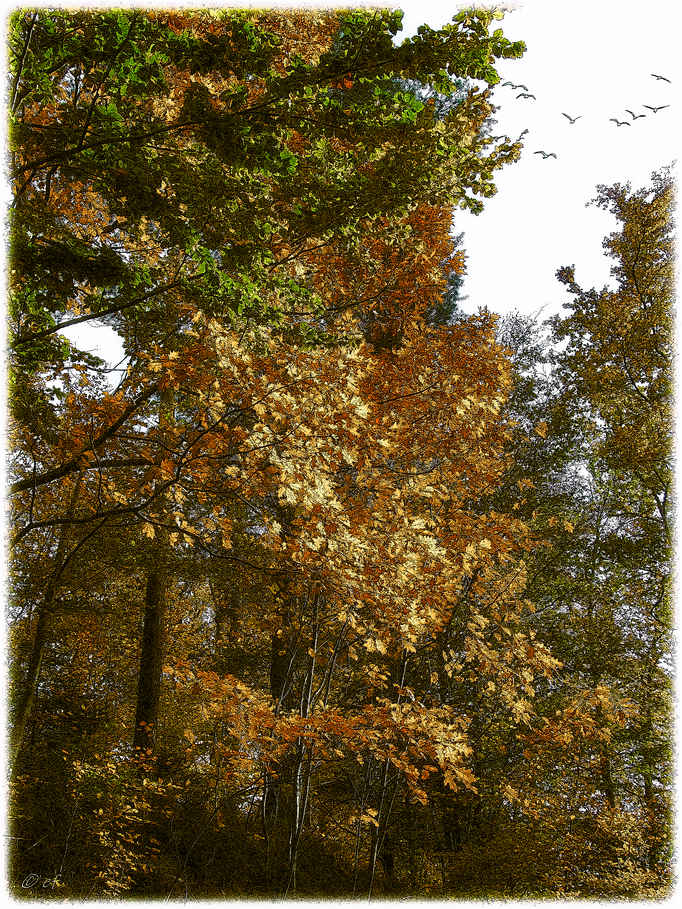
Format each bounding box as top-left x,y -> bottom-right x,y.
133,388 -> 172,764
269,502 -> 300,711
270,624 -> 292,709
132,567 -> 167,761
10,473 -> 82,771
10,601 -> 50,770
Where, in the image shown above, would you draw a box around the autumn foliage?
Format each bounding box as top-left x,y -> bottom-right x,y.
6,8 -> 672,900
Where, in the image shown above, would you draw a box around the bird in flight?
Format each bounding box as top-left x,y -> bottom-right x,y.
609,118 -> 631,126
502,81 -> 528,90
643,104 -> 670,113
534,150 -> 556,159
625,109 -> 646,120
562,113 -> 581,123
651,73 -> 671,82
517,93 -> 536,99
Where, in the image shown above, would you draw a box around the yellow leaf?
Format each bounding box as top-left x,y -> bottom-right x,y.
142,523 -> 155,539
361,812 -> 380,827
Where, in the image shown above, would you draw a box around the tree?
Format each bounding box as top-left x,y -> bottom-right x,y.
9,8 -> 545,898
548,169 -> 674,885
451,170 -> 674,896
8,6 -> 525,771
552,167 -> 673,546
156,305 -> 558,895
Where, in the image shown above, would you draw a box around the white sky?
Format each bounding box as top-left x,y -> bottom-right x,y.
397,0 -> 680,320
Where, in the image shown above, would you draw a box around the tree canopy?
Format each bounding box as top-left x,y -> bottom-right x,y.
6,8 -> 673,900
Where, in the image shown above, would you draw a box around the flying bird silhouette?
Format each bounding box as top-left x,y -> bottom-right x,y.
502,82 -> 528,90
533,150 -> 557,159
643,104 -> 670,113
651,73 -> 671,82
609,118 -> 630,126
517,93 -> 536,99
562,113 -> 581,123
625,109 -> 646,120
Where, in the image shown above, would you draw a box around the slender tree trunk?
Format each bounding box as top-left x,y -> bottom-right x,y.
352,758 -> 373,897
133,388 -> 172,764
10,603 -> 50,769
368,758 -> 389,898
132,566 -> 167,760
594,700 -> 617,809
264,508 -> 299,864
270,622 -> 292,709
10,473 -> 82,771
269,515 -> 299,712
283,593 -> 320,894
368,652 -> 407,897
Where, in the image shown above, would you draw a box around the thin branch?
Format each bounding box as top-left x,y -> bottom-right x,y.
10,11 -> 38,113
7,383 -> 159,496
12,279 -> 190,347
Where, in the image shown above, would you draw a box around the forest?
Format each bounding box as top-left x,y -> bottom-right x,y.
6,7 -> 673,900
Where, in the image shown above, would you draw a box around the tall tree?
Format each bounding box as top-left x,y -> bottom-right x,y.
7,6 -> 525,771
548,168 -> 674,880
552,168 -> 673,547
451,170 -> 674,896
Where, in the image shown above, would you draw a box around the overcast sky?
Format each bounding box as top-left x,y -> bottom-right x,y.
397,0 -> 680,321
39,0 -> 680,364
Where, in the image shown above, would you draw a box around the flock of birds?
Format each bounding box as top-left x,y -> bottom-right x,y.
495,73 -> 672,160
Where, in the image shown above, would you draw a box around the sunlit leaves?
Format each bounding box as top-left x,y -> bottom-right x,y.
13,7 -> 651,899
